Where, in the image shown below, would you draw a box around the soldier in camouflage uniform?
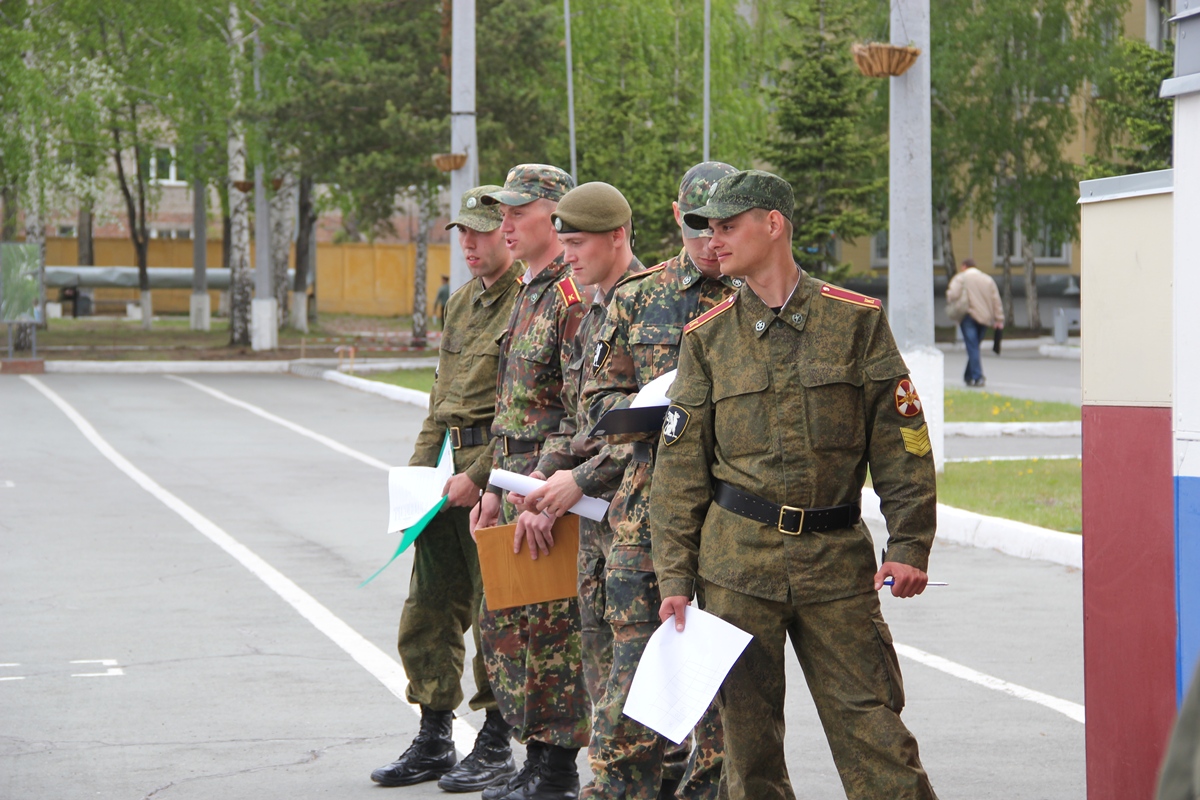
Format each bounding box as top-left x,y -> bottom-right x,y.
577,162 -> 738,800
651,170 -> 939,800
469,165 -> 590,800
371,186 -> 524,792
507,183 -> 641,784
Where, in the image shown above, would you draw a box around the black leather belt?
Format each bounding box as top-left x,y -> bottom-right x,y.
714,481 -> 861,536
449,424 -> 493,450
501,436 -> 540,456
630,442 -> 655,464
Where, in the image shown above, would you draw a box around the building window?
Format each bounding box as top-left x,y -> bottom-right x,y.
147,146 -> 186,186
871,229 -> 943,268
993,215 -> 1069,265
57,225 -> 77,238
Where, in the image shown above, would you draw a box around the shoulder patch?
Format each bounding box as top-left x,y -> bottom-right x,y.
684,294 -> 738,334
556,276 -> 583,307
820,284 -> 882,310
614,261 -> 667,289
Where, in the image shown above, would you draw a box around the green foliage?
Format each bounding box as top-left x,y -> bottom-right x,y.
1083,37 -> 1174,179
767,0 -> 885,275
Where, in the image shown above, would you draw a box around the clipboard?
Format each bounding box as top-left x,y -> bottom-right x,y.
475,515 -> 580,610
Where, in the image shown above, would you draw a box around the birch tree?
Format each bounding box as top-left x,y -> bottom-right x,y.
225,2 -> 252,346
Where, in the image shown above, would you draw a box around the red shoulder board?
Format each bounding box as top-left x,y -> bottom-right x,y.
684,294 -> 737,333
820,284 -> 881,310
556,276 -> 583,306
615,262 -> 666,289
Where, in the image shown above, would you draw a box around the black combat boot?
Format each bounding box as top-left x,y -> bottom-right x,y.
437,709 -> 517,792
369,707 -> 457,786
482,741 -> 546,800
501,744 -> 580,800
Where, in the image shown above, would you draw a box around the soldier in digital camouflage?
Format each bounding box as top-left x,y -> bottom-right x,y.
469,164 -> 590,800
370,185 -> 523,792
650,169 -> 939,800
577,162 -> 740,800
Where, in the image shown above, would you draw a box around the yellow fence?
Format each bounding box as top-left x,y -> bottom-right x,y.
44,237 -> 451,317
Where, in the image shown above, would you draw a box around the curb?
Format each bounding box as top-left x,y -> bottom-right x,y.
945,421 -> 1081,437
45,360 -> 292,373
1038,344 -> 1082,360
293,364 -> 429,409
861,488 -> 1081,569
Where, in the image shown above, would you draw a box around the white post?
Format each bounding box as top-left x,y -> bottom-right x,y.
564,0 -> 578,182
449,0 -> 478,291
887,0 -> 942,470
703,0 -> 711,161
251,30 -> 276,350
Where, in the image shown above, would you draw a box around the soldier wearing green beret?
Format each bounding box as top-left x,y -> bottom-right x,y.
511,182 -> 642,726
651,170 -> 939,800
470,164 -> 592,800
371,185 -> 524,792
577,162 -> 739,800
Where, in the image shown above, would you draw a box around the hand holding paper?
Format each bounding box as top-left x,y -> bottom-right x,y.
488,469 -> 610,522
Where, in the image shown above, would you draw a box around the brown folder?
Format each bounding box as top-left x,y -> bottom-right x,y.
475,515 -> 580,611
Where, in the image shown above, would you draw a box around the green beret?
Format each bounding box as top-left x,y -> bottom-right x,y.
682,169 -> 794,230
551,182 -> 632,234
445,185 -> 504,232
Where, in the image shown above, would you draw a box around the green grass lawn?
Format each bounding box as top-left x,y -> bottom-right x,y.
944,389 -> 1080,423
364,367 -> 436,393
937,458 -> 1082,533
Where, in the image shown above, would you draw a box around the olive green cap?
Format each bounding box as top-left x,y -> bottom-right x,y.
677,161 -> 738,239
481,164 -> 575,207
551,182 -> 632,234
445,185 -> 505,232
682,169 -> 794,230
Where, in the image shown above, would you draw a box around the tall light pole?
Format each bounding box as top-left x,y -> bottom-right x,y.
250,29 -> 277,350
703,0 -> 711,161
886,0 -> 941,468
448,0 -> 478,290
564,0 -> 577,182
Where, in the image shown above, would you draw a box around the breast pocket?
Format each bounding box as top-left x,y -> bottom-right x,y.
712,367 -> 772,457
629,323 -> 682,385
800,363 -> 865,451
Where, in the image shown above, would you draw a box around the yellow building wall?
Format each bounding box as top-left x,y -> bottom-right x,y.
45,237 -> 450,317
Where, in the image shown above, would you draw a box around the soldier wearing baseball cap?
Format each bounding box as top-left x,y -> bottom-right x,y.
650,165 -> 940,799
446,184 -> 505,232
677,160 -> 740,239
482,163 -> 575,207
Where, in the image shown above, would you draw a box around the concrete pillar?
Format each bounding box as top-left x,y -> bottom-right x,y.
190,172 -> 210,332
887,0 -> 943,470
448,0 -> 478,291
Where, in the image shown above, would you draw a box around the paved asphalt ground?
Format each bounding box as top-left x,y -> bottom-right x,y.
2,370 -> 1083,800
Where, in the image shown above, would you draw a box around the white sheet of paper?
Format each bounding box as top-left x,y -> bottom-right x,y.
488,468 -> 611,522
387,435 -> 454,533
622,607 -> 753,744
629,369 -> 677,408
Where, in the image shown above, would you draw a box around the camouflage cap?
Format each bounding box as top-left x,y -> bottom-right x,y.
552,182 -> 632,233
682,169 -> 794,231
677,161 -> 738,239
445,185 -> 505,232
481,164 -> 575,207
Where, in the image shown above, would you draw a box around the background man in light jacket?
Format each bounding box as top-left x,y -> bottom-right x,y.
946,258 -> 1004,387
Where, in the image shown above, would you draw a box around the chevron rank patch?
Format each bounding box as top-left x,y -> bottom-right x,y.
592,340 -> 611,371
661,405 -> 690,446
895,379 -> 922,418
900,424 -> 932,457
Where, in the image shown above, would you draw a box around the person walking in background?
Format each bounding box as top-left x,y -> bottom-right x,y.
435,275 -> 451,329
946,258 -> 1004,387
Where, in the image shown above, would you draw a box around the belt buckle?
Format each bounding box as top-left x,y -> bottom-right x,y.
777,505 -> 804,536
449,427 -> 462,449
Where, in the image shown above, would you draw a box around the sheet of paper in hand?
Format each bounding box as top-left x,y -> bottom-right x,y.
588,369 -> 678,437
623,607 -> 753,744
488,469 -> 610,522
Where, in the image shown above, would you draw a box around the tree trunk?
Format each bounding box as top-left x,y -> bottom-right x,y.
17,177 -> 44,351
270,170 -> 297,327
77,202 -> 94,266
411,188 -> 434,349
226,2 -> 252,346
222,213 -> 232,270
1000,250 -> 1014,328
1020,212 -> 1040,331
0,186 -> 17,241
291,174 -> 315,331
935,202 -> 956,281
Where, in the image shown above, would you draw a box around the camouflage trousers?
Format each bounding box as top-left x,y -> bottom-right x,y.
582,544 -> 723,800
396,504 -> 494,712
477,451 -> 591,748
704,583 -> 938,800
579,517 -> 615,707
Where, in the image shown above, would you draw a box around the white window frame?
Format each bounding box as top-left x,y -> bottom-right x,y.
148,145 -> 187,186
993,214 -> 1071,265
870,229 -> 944,268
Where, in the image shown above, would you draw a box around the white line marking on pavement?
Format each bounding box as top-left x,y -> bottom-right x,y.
164,375 -> 394,472
0,663 -> 24,682
70,659 -> 125,677
894,642 -> 1085,724
944,455 -> 1081,464
20,376 -> 476,755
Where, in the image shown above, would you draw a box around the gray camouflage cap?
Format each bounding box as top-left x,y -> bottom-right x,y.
445,185 -> 505,232
682,169 -> 794,231
678,161 -> 738,239
481,164 -> 575,207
